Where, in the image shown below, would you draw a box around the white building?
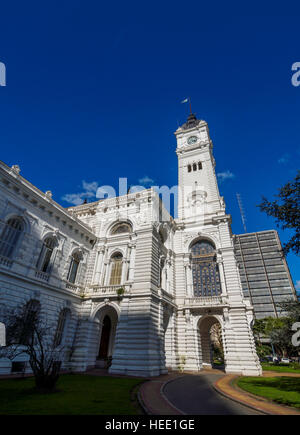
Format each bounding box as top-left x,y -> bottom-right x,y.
0,113 -> 262,376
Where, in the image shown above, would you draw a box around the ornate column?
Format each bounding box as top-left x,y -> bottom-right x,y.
121,258 -> 127,285
183,261 -> 188,297
99,247 -> 107,285
165,257 -> 172,293
185,310 -> 199,370
103,261 -> 110,285
127,243 -> 136,282
93,246 -> 105,284
216,253 -> 227,297
184,258 -> 193,297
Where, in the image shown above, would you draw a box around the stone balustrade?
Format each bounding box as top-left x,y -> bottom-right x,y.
35,270 -> 50,282
87,283 -> 132,296
65,282 -> 85,294
184,295 -> 228,307
0,255 -> 13,268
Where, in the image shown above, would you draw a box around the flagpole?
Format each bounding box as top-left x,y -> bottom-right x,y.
189,97 -> 192,114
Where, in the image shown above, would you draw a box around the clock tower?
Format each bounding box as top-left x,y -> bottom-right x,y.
175,112 -> 225,222
173,112 -> 262,375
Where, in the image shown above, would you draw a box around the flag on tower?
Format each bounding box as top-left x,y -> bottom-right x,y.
181,97 -> 192,114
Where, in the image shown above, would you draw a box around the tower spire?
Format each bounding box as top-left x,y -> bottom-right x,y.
180,98 -> 199,130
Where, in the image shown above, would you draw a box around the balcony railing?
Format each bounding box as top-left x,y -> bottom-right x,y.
184,295 -> 228,307
87,284 -> 132,296
0,255 -> 13,268
35,270 -> 50,282
65,282 -> 85,294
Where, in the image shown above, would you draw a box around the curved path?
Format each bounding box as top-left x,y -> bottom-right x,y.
163,373 -> 262,415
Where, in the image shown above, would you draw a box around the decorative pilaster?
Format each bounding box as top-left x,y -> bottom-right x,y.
93,246 -> 105,284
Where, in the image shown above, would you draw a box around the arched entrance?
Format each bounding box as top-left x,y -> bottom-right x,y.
98,315 -> 111,359
94,305 -> 119,368
198,316 -> 224,369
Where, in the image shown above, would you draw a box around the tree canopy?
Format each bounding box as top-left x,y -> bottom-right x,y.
258,170 -> 300,255
253,299 -> 300,357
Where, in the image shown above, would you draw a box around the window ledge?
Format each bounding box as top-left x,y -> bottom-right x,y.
0,255 -> 13,269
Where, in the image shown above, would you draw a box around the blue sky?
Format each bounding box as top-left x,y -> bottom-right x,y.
0,2 -> 299,292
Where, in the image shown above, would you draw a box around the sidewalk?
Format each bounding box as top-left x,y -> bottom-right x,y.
261,371 -> 300,378
138,373 -> 185,415
214,373 -> 300,415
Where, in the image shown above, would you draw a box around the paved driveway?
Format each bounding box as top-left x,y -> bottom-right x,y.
163,373 -> 263,415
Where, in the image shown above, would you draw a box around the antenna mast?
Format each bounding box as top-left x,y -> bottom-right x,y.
236,193 -> 247,233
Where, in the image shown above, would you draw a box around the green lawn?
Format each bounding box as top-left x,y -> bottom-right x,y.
261,363 -> 300,374
0,374 -> 143,415
237,376 -> 300,409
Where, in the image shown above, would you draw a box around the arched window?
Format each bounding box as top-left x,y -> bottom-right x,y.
53,308 -> 70,347
109,252 -> 123,285
19,299 -> 41,345
67,252 -> 81,284
0,217 -> 24,258
198,162 -> 202,170
110,222 -> 132,235
187,164 -> 192,173
191,240 -> 221,297
36,237 -> 57,273
193,163 -> 197,171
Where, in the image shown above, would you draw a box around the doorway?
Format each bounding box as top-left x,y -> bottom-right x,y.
98,315 -> 111,359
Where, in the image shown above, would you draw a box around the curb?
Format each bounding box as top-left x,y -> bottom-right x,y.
213,375 -> 300,416
212,377 -> 268,415
138,375 -> 185,415
131,380 -> 148,415
137,388 -> 150,415
160,376 -> 186,415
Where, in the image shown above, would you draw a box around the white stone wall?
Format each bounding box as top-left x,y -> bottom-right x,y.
69,190 -> 175,376
0,161 -> 94,374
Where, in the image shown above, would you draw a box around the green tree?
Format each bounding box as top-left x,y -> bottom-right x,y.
268,318 -> 296,357
278,299 -> 300,321
258,170 -> 300,255
253,318 -> 267,358
272,300 -> 300,356
253,299 -> 300,357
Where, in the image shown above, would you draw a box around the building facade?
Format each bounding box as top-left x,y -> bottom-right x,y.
0,113 -> 279,377
234,231 -> 297,319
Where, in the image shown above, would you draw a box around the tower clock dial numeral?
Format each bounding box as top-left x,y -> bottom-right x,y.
187,136 -> 198,145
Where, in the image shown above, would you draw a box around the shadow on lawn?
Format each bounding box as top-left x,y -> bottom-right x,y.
0,375 -> 144,415
0,378 -> 62,403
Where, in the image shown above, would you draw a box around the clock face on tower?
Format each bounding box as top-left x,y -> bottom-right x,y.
187,135 -> 198,145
